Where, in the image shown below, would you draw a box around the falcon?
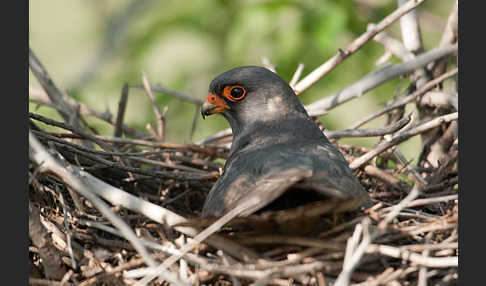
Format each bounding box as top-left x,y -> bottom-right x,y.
200,66 -> 369,218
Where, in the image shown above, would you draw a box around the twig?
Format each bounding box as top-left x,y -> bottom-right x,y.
77,219 -> 212,267
289,63 -> 305,88
364,165 -> 401,186
326,113 -> 411,139
254,247 -> 324,269
128,260 -> 332,281
378,185 -> 421,231
236,235 -> 344,250
293,0 -> 426,95
218,250 -> 242,286
365,244 -> 458,268
431,0 -> 458,77
29,86 -> 147,138
262,57 -> 277,73
369,23 -> 415,61
30,132 -> 160,270
57,189 -> 77,270
348,67 -> 458,129
31,130 -> 217,182
419,92 -> 458,110
29,278 -> 74,286
319,216 -> 365,238
397,0 -> 424,54
196,128 -> 233,145
305,44 -> 457,117
30,130 -> 258,261
398,243 -> 458,253
385,138 -> 428,187
334,218 -> 374,286
349,112 -> 458,170
29,112 -> 114,151
114,83 -> 129,137
381,194 -> 457,211
134,196 -> 260,285
28,201 -> 67,280
439,0 -> 459,48
29,48 -> 84,131
130,156 -> 209,174
142,73 -> 165,141
30,112 -> 226,158
418,233 -> 432,286
375,50 -> 393,66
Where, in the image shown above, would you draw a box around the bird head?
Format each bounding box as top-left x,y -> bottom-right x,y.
201,66 -> 308,135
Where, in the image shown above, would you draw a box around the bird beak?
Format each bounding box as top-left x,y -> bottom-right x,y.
201,93 -> 229,119
201,101 -> 217,119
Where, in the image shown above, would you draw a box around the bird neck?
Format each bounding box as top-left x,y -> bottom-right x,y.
229,115 -> 327,155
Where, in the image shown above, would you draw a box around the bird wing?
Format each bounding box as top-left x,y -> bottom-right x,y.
201,149 -> 314,218
296,142 -> 369,202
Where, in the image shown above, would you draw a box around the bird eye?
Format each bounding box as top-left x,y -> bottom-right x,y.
223,85 -> 246,101
230,87 -> 244,99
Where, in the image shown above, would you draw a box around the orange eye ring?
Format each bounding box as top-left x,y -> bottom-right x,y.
223,85 -> 246,102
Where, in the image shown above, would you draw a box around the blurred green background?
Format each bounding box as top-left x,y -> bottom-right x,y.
29,0 -> 455,163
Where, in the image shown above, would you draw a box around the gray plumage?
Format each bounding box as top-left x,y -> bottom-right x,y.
201,66 -> 368,217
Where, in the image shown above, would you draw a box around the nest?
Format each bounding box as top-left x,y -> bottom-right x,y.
28,116 -> 458,285
28,2 -> 458,285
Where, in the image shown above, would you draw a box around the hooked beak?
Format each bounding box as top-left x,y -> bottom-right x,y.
201,93 -> 230,119
201,101 -> 218,119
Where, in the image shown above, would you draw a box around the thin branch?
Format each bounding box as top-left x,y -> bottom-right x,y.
397,0 -> 424,54
365,244 -> 458,268
29,113 -> 114,151
305,44 -> 457,117
29,201 -> 67,280
334,218 -> 374,286
29,48 -> 84,131
29,130 -> 257,261
57,190 -> 77,270
134,196 -> 261,286
375,50 -> 393,66
369,23 -> 415,61
419,92 -> 458,110
418,233 -> 432,286
289,63 -> 305,88
196,128 -> 233,145
378,185 -> 421,231
262,57 -> 277,73
326,113 -> 411,139
349,112 -> 458,170
29,112 -> 225,158
31,130 -> 216,182
293,0 -> 426,95
348,67 -> 458,129
127,260 -> 333,281
431,0 -> 458,77
142,73 -> 165,141
29,132 -> 160,270
382,194 -> 458,211
77,219 -> 212,266
114,83 -> 130,137
29,86 -> 147,138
